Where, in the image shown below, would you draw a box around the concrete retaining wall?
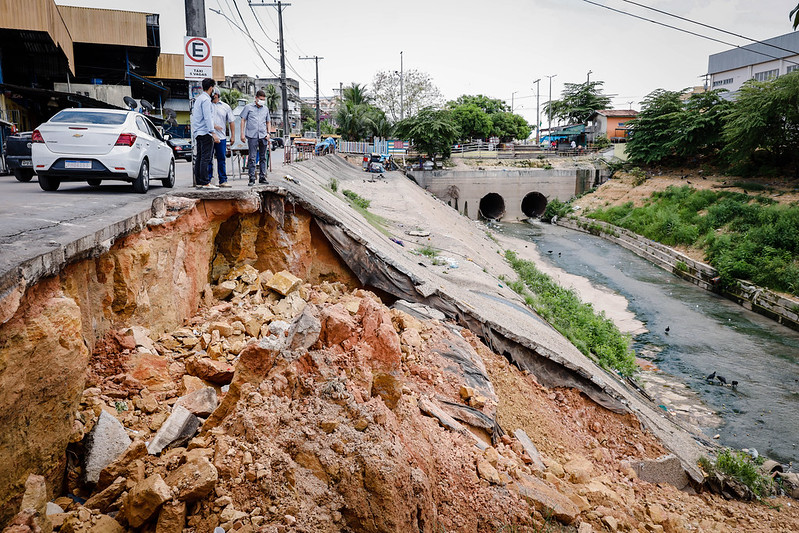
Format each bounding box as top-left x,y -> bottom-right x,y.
406,168 -> 601,221
556,215 -> 799,332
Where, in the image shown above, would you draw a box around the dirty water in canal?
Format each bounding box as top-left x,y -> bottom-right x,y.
497,221 -> 799,466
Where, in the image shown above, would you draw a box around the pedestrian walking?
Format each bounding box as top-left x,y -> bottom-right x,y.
208,88 -> 235,187
239,89 -> 272,186
190,78 -> 220,189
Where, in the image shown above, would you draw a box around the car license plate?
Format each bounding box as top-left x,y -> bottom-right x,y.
65,160 -> 92,169
21,160 -> 32,167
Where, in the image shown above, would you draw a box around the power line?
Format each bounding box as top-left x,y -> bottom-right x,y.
248,2 -> 278,45
581,0 -> 799,67
209,6 -> 279,77
229,0 -> 280,70
620,0 -> 799,57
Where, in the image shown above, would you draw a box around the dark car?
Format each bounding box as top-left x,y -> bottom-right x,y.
270,137 -> 284,151
6,132 -> 35,182
167,137 -> 192,161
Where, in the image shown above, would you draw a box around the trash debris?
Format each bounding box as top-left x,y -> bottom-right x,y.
407,230 -> 430,237
390,237 -> 405,246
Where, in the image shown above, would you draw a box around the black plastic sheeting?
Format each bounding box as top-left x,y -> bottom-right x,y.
317,220 -> 629,415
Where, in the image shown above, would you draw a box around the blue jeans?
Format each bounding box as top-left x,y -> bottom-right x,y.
246,137 -> 269,182
208,138 -> 228,183
194,134 -> 213,186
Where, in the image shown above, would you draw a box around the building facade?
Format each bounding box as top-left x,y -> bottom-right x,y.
708,30 -> 799,97
586,110 -> 638,143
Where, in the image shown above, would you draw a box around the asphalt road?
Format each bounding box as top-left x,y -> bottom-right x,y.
0,152 -> 284,282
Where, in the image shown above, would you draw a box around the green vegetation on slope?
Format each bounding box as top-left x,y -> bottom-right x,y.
504,251 -> 637,377
699,449 -> 773,499
585,185 -> 799,296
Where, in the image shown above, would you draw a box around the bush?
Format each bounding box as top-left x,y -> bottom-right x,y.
593,134 -> 611,149
329,177 -> 339,192
701,449 -> 773,499
416,245 -> 439,258
541,198 -> 572,222
342,189 -> 370,209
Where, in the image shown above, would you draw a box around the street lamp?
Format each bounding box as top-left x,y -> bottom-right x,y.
400,51 -> 404,121
546,74 -> 557,148
511,91 -> 518,113
532,78 -> 540,145
587,70 -> 592,83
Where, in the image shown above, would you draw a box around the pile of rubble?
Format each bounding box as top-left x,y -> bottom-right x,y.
6,265 -> 799,532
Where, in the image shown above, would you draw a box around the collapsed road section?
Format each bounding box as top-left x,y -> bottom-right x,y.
0,155 -> 739,530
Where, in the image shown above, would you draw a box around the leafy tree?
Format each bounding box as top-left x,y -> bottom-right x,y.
394,107 -> 458,159
263,84 -> 280,114
342,83 -> 371,106
221,89 -> 243,109
670,89 -> 732,158
334,83 -> 389,141
792,3 -> 799,29
722,73 -> 799,172
451,103 -> 493,140
301,103 -> 317,133
489,111 -> 531,142
372,69 -> 443,122
545,81 -> 612,124
625,89 -> 684,164
447,94 -> 508,115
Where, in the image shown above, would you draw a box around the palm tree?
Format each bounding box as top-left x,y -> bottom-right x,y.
263,84 -> 280,114
220,89 -> 243,109
342,83 -> 371,106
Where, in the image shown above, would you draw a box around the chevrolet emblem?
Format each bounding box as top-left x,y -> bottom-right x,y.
72,133 -> 83,137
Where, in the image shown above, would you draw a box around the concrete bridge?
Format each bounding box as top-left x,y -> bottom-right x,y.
407,167 -> 607,221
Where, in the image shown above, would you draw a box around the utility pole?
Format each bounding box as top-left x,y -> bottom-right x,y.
511,91 -> 517,114
546,74 -> 557,147
299,55 -> 323,138
587,70 -> 592,83
185,0 -> 206,37
533,78 -> 540,145
251,1 -> 291,141
400,51 -> 404,121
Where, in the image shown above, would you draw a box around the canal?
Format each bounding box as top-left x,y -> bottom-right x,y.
497,221 -> 799,465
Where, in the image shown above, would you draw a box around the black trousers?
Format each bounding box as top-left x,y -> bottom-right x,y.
194,134 -> 214,185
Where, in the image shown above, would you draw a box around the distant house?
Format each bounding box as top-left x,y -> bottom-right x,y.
708,30 -> 799,99
587,110 -> 638,143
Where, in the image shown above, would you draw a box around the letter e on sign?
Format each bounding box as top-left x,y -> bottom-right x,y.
184,36 -> 213,80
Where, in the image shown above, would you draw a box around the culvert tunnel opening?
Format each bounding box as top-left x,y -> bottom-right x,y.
478,193 -> 506,220
521,192 -> 548,218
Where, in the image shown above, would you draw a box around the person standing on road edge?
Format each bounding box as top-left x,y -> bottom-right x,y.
208,88 -> 235,187
190,78 -> 220,189
240,89 -> 272,186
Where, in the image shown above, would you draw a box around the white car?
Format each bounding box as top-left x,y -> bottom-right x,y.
32,108 -> 175,193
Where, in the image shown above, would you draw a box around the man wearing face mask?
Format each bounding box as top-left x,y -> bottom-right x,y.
240,89 -> 272,186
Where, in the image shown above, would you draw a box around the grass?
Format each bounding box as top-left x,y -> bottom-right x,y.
329,177 -> 339,192
504,251 -> 637,377
342,189 -> 370,209
338,188 -> 390,237
417,245 -> 439,258
586,185 -> 799,296
699,449 -> 773,499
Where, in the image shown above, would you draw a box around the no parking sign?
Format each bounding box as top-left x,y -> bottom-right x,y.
184,36 -> 213,80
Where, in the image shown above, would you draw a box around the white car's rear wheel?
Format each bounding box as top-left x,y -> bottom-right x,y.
132,159 -> 149,193
38,175 -> 60,191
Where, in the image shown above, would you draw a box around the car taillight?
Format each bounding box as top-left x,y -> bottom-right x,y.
115,133 -> 137,147
31,130 -> 44,143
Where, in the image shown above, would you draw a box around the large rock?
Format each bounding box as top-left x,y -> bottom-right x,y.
164,456 -> 218,501
84,411 -> 132,485
84,476 -> 126,512
357,297 -> 402,373
286,305 -> 321,351
319,304 -> 356,347
563,456 -> 594,484
185,357 -> 234,385
174,388 -> 218,417
146,406 -> 200,455
125,474 -> 171,528
97,439 -> 146,490
19,474 -> 52,533
512,473 -> 579,524
265,270 -> 302,296
156,501 -> 186,533
203,338 -> 279,430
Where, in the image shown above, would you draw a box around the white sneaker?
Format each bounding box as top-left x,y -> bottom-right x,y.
196,183 -> 219,189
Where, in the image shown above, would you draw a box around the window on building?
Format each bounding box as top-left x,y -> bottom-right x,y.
712,78 -> 733,87
787,65 -> 799,74
754,69 -> 779,82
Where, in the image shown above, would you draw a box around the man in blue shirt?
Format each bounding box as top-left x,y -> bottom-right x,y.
190,78 -> 220,189
239,89 -> 272,186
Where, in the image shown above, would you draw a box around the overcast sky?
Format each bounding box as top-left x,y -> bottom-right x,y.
58,0 -> 798,126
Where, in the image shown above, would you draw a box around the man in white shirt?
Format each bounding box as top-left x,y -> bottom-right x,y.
208,88 -> 235,187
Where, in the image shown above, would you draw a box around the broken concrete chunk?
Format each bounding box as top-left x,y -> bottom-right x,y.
175,387 -> 218,417
84,410 -> 132,485
286,305 -> 321,351
268,320 -> 291,338
513,429 -> 546,471
97,439 -> 147,490
630,454 -> 690,490
392,300 -> 446,322
147,405 -> 200,455
165,456 -> 218,502
512,473 -> 579,524
125,474 -> 171,528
